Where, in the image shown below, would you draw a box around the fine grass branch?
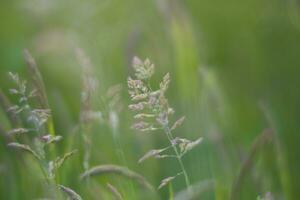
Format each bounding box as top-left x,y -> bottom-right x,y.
106,183 -> 124,200
128,57 -> 203,191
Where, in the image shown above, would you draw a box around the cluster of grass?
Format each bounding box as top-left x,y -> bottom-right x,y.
0,48 -> 288,200
0,49 -> 205,200
1,0 -> 300,199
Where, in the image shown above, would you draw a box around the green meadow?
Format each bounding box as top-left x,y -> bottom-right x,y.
0,0 -> 299,199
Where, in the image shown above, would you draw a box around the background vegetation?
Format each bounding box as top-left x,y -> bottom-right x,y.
1,0 -> 300,199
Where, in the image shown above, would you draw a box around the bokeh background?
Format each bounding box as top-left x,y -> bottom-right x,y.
1,0 -> 300,199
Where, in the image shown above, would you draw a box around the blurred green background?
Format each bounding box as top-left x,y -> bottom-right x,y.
1,0 -> 300,199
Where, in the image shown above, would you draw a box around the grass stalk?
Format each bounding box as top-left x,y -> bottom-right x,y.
230,128 -> 273,200
164,126 -> 191,190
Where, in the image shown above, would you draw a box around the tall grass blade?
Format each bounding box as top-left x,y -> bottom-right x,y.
230,129 -> 273,200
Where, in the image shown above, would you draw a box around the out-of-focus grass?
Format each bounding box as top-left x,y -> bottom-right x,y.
1,0 -> 300,199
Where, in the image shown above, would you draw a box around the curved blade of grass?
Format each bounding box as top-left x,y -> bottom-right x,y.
106,183 -> 124,200
59,185 -> 82,200
80,164 -> 154,191
260,102 -> 294,200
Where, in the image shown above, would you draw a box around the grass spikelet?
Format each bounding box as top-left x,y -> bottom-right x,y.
106,183 -> 124,200
76,47 -> 98,171
7,128 -> 29,136
53,150 -> 78,172
23,49 -> 48,108
7,142 -> 41,160
158,176 -> 176,190
138,147 -> 170,164
171,116 -> 185,131
59,185 -> 83,200
23,49 -> 55,137
158,172 -> 183,190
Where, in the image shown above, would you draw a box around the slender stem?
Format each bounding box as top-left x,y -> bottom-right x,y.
79,120 -> 92,171
40,163 -> 51,184
112,128 -> 137,199
230,129 -> 272,200
164,126 -> 191,190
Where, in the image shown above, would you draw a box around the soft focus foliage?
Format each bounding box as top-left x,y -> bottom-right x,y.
1,0 -> 300,199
